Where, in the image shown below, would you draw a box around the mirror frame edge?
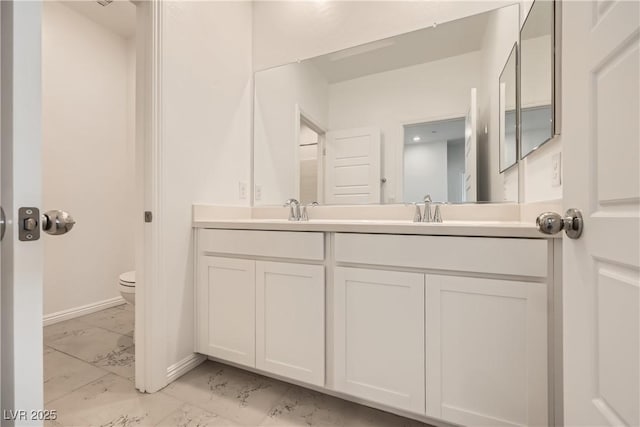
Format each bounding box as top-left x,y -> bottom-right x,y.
519,0 -> 561,160
553,0 -> 562,135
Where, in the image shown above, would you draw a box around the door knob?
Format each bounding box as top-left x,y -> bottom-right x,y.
536,208 -> 583,239
42,210 -> 75,236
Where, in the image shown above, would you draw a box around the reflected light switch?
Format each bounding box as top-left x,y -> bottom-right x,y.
551,153 -> 561,187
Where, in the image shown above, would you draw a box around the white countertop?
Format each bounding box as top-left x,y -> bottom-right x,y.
193,218 -> 552,239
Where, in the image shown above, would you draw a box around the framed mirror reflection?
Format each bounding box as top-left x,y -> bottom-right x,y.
499,43 -> 518,173
253,3 -> 521,206
520,0 -> 557,158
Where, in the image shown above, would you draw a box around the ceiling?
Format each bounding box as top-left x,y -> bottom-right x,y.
404,118 -> 466,145
309,9 -> 492,83
62,0 -> 136,39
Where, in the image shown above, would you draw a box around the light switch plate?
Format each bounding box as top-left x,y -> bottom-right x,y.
551,152 -> 562,187
238,182 -> 247,199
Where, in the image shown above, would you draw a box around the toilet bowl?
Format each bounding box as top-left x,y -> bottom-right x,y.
119,270 -> 135,305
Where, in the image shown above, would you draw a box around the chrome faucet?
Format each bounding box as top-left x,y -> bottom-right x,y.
300,202 -> 319,221
422,195 -> 433,222
284,198 -> 301,221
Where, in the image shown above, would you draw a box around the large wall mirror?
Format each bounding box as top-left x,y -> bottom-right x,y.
499,43 -> 518,173
520,0 -> 557,158
253,3 -> 521,206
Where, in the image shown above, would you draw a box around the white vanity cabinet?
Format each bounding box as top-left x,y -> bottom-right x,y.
195,227 -> 557,427
333,233 -> 551,425
255,261 -> 325,385
425,275 -> 548,427
333,267 -> 425,413
197,256 -> 256,367
195,230 -> 326,386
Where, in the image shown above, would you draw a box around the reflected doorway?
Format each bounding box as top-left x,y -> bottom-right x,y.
297,114 -> 326,205
403,117 -> 466,203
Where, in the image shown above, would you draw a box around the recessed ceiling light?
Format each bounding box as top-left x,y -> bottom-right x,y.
413,136 -> 421,142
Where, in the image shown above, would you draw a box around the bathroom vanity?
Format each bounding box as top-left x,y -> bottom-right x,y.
193,207 -> 562,427
192,2 -> 565,423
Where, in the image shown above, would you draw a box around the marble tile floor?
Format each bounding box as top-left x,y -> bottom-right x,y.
44,305 -> 432,427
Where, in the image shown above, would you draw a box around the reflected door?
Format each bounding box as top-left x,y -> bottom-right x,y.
324,127 -> 381,205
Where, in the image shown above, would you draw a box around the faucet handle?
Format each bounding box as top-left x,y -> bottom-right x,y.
433,203 -> 443,223
412,202 -> 422,222
300,202 -> 319,221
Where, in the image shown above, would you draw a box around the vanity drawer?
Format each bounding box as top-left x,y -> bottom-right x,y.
198,229 -> 324,261
334,233 -> 547,278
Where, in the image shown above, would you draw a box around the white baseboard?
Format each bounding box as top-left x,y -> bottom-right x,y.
43,296 -> 127,327
167,353 -> 206,383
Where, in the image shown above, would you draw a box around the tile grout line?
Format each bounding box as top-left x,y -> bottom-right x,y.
43,311 -> 136,394
44,371 -> 113,407
158,362 -> 293,427
45,333 -> 135,367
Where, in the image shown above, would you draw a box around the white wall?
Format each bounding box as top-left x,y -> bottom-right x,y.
523,138 -> 562,201
254,61 -> 328,205
328,52 -> 482,203
160,1 -> 253,369
42,1 -> 135,316
403,141 -> 448,202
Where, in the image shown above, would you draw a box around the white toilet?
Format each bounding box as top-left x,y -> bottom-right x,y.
118,270 -> 136,305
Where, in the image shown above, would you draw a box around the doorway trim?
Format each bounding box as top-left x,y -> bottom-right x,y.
294,104 -> 326,205
134,0 -> 166,393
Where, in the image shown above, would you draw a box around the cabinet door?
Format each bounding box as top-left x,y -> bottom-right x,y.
197,256 -> 255,367
426,275 -> 547,426
256,261 -> 325,386
334,267 -> 425,413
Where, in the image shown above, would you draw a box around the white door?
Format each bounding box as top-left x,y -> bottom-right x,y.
1,2 -> 45,421
425,275 -> 548,426
562,2 -> 639,426
255,261 -> 324,386
333,267 -> 425,413
197,256 -> 255,367
324,127 -> 381,205
464,88 -> 477,202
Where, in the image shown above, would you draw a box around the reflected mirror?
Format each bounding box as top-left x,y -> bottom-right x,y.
520,0 -> 554,157
253,4 -> 520,205
499,43 -> 518,172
